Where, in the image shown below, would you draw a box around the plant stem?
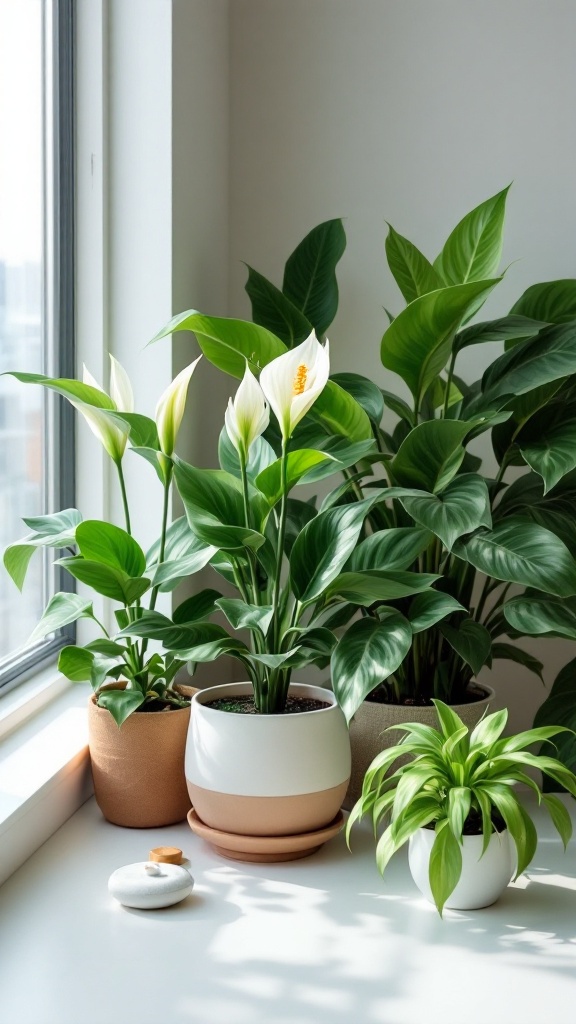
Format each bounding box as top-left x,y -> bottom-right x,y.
116,460 -> 131,535
148,466 -> 172,615
442,351 -> 457,419
139,466 -> 172,671
271,439 -> 289,654
239,451 -> 260,605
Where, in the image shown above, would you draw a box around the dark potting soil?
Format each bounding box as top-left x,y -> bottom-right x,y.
136,699 -> 191,712
204,695 -> 331,715
368,684 -> 488,707
424,809 -> 506,836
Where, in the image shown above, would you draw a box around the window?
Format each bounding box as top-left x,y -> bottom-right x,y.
0,0 -> 74,692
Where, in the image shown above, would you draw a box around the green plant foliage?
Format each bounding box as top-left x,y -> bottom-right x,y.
434,186 -> 510,285
347,701 -> 576,915
385,223 -> 442,303
242,192 -> 576,736
510,279 -> 576,324
282,219 -> 347,336
331,613 -> 413,722
381,279 -> 500,405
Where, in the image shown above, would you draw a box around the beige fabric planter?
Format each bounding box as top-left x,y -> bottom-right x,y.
344,685 -> 495,811
88,684 -> 197,828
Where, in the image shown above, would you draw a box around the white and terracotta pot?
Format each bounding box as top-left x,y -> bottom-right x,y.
185,682 -> 351,837
88,683 -> 197,828
344,684 -> 495,810
408,825 -> 516,910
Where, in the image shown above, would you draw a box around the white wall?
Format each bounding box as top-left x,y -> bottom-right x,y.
228,0 -> 576,729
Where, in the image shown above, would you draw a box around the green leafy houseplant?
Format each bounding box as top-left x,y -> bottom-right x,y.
3,357 -> 206,726
346,700 -> 576,914
134,329 -> 442,713
233,192 -> 576,730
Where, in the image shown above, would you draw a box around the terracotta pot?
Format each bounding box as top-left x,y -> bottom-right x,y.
185,682 -> 351,838
344,684 -> 495,810
88,684 -> 197,828
409,825 -> 515,910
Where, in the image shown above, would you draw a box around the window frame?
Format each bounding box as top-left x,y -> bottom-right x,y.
0,0 -> 75,694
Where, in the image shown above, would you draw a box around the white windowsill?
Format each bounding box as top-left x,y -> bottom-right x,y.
0,674 -> 93,885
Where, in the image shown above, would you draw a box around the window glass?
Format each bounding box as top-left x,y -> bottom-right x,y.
0,0 -> 74,685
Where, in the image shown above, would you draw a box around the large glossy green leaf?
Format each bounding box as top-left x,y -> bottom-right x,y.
215,598 -> 274,636
282,498 -> 317,557
331,612 -> 412,722
245,265 -> 312,346
96,688 -> 146,727
218,427 -> 276,481
381,279 -> 500,403
282,219 -> 346,336
428,821 -> 463,915
150,310 -> 285,378
173,459 -> 266,552
454,519 -> 576,596
290,496 -> 379,604
75,521 -> 146,578
325,570 -> 439,604
504,594 -> 576,640
255,449 -> 336,505
385,224 -> 442,303
173,589 -> 223,625
3,508 -> 82,590
390,421 -> 473,493
510,279 -> 576,324
330,372 -> 385,424
490,642 -> 543,680
348,527 -> 432,572
28,592 -> 94,644
519,419 -> 576,493
21,508 -> 82,539
57,557 -> 151,605
434,187 -> 509,285
407,591 -> 467,633
455,315 -> 547,353
4,372 -> 115,409
310,379 -> 373,442
439,618 -> 492,676
477,322 -> 576,410
400,475 -> 492,550
152,544 -> 218,589
301,438 -> 378,483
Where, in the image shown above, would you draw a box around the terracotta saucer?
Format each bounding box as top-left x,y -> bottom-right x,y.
187,808 -> 345,863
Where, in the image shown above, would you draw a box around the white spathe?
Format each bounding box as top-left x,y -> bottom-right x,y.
155,355 -> 202,456
109,354 -> 134,413
408,825 -> 516,910
225,363 -> 269,458
186,682 -> 350,796
71,362 -> 132,463
259,331 -> 330,440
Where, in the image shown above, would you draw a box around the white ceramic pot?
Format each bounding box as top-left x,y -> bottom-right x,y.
408,825 -> 516,910
185,682 -> 351,837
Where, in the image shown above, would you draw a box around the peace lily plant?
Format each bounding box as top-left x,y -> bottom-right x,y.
3,356 -> 203,725
203,189 -> 576,761
346,701 -> 576,914
131,325 -> 444,714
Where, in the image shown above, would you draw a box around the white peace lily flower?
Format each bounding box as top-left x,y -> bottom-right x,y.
109,355 -> 134,413
155,356 -> 202,456
225,364 -> 270,459
259,330 -> 330,441
70,363 -> 132,463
